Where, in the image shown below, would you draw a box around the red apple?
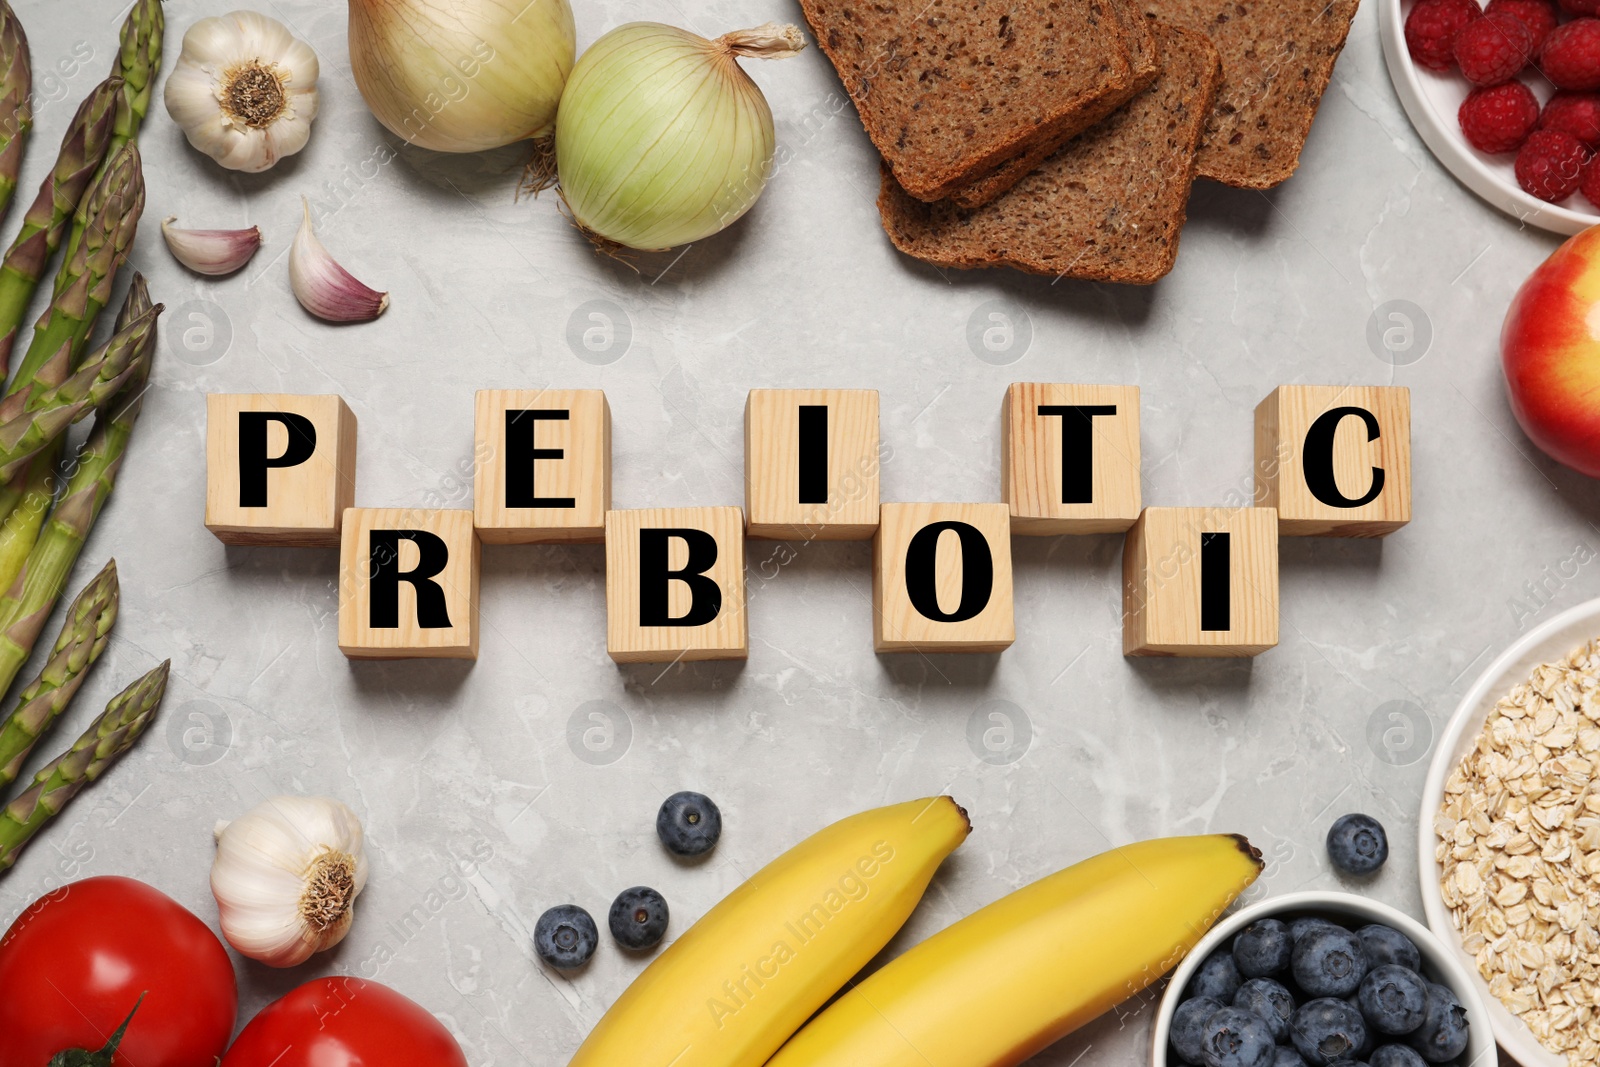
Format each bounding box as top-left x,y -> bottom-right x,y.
1502,224 -> 1600,476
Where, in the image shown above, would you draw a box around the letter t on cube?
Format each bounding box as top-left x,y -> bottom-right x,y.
205,394 -> 357,546
1003,383 -> 1141,534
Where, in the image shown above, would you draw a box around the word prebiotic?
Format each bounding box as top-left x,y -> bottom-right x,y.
204,383 -> 1411,663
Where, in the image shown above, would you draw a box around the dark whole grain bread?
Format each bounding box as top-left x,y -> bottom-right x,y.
798,0 -> 1145,203
877,23 -> 1222,285
1143,0 -> 1361,189
947,0 -> 1161,210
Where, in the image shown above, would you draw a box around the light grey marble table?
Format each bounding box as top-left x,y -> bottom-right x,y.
2,0 -> 1579,1061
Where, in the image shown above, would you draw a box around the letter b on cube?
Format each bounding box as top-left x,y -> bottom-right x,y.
339,508 -> 480,659
205,394 -> 357,546
605,507 -> 747,663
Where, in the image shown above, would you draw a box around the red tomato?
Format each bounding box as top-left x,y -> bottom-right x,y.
223,977 -> 469,1067
0,876 -> 237,1067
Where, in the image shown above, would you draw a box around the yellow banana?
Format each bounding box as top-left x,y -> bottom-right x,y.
568,796 -> 971,1067
766,833 -> 1264,1067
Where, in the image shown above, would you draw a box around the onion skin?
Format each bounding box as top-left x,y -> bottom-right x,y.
1501,224 -> 1600,477
555,23 -> 783,251
348,0 -> 575,153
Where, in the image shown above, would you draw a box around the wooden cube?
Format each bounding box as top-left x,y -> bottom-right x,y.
1122,507 -> 1278,657
1255,385 -> 1411,537
205,394 -> 356,547
874,503 -> 1015,653
339,508 -> 479,660
1003,383 -> 1141,534
605,507 -> 748,664
474,389 -> 610,543
745,389 -> 880,540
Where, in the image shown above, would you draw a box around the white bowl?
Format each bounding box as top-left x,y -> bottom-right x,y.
1417,596 -> 1600,1067
1150,891 -> 1497,1067
1379,0 -> 1598,235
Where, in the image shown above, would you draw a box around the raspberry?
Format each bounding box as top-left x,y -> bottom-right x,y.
1486,0 -> 1559,47
1454,12 -> 1535,85
1516,128 -> 1592,200
1460,80 -> 1541,151
1579,154 -> 1600,205
1560,0 -> 1600,13
1406,0 -> 1482,70
1541,90 -> 1600,144
1542,19 -> 1600,90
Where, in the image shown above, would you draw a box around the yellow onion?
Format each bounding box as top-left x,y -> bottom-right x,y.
555,22 -> 804,251
347,0 -> 575,152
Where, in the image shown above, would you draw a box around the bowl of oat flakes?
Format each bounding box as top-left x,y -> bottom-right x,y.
1421,598 -> 1600,1067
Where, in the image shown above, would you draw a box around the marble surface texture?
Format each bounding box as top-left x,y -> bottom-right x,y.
1,0 -> 1578,1062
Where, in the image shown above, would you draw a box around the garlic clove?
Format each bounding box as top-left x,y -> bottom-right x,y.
162,217 -> 263,276
289,198 -> 389,323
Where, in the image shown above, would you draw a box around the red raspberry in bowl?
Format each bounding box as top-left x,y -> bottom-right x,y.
1540,91 -> 1600,145
1460,81 -> 1541,151
1561,0 -> 1600,13
1455,12 -> 1535,85
1542,19 -> 1600,90
1516,128 -> 1593,200
1406,0 -> 1483,71
1579,154 -> 1600,205
1487,0 -> 1559,48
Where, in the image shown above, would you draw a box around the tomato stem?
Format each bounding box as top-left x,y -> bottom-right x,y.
46,992 -> 145,1067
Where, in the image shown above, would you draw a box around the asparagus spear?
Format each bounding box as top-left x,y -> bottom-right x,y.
0,559 -> 116,788
0,77 -> 122,377
0,3 -> 31,229
105,0 -> 163,160
0,303 -> 157,484
7,142 -> 144,395
0,659 -> 167,871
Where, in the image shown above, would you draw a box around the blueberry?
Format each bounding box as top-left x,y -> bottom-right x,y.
608,886 -> 669,951
535,904 -> 598,969
657,791 -> 722,857
1289,917 -> 1342,944
1292,927 -> 1369,998
1234,919 -> 1293,978
1171,995 -> 1224,1064
1291,998 -> 1369,1067
1233,977 -> 1295,1041
1358,965 -> 1428,1036
1370,1046 -> 1428,1067
1200,1006 -> 1277,1067
1356,926 -> 1421,972
1406,983 -> 1470,1063
1327,814 -> 1389,876
1188,948 -> 1245,1003
1273,1048 -> 1310,1067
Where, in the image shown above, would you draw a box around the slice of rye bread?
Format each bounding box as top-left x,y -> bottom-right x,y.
877,24 -> 1222,285
947,0 -> 1161,210
1142,0 -> 1361,189
798,0 -> 1147,203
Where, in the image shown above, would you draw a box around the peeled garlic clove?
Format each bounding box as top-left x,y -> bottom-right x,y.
210,795 -> 369,968
161,217 -> 263,276
289,198 -> 389,322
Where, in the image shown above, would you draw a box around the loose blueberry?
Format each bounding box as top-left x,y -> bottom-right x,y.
1273,1048 -> 1310,1067
1327,814 -> 1389,876
1358,965 -> 1428,1036
1369,1046 -> 1428,1067
1234,918 -> 1293,978
1291,998 -> 1369,1067
1406,983 -> 1470,1063
608,885 -> 669,951
1188,948 -> 1245,1003
1292,927 -> 1369,998
1233,977 -> 1295,1041
1356,925 -> 1421,972
1171,995 -> 1224,1064
657,791 -> 722,857
1200,1006 -> 1277,1067
535,904 -> 598,969
1289,916 -> 1342,944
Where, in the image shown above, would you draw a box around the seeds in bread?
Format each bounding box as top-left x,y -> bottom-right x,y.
1142,0 -> 1361,189
876,24 -> 1222,285
947,0 -> 1162,210
798,0 -> 1145,203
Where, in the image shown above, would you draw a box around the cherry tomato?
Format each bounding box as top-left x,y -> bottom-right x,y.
0,876 -> 237,1067
223,977 -> 469,1067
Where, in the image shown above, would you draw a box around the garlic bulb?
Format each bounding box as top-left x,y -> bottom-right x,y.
162,217 -> 262,276
555,23 -> 804,251
211,795 -> 368,968
348,0 -> 576,153
164,11 -> 320,173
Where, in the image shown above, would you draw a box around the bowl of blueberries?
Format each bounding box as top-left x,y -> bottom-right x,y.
1152,891 -> 1494,1067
